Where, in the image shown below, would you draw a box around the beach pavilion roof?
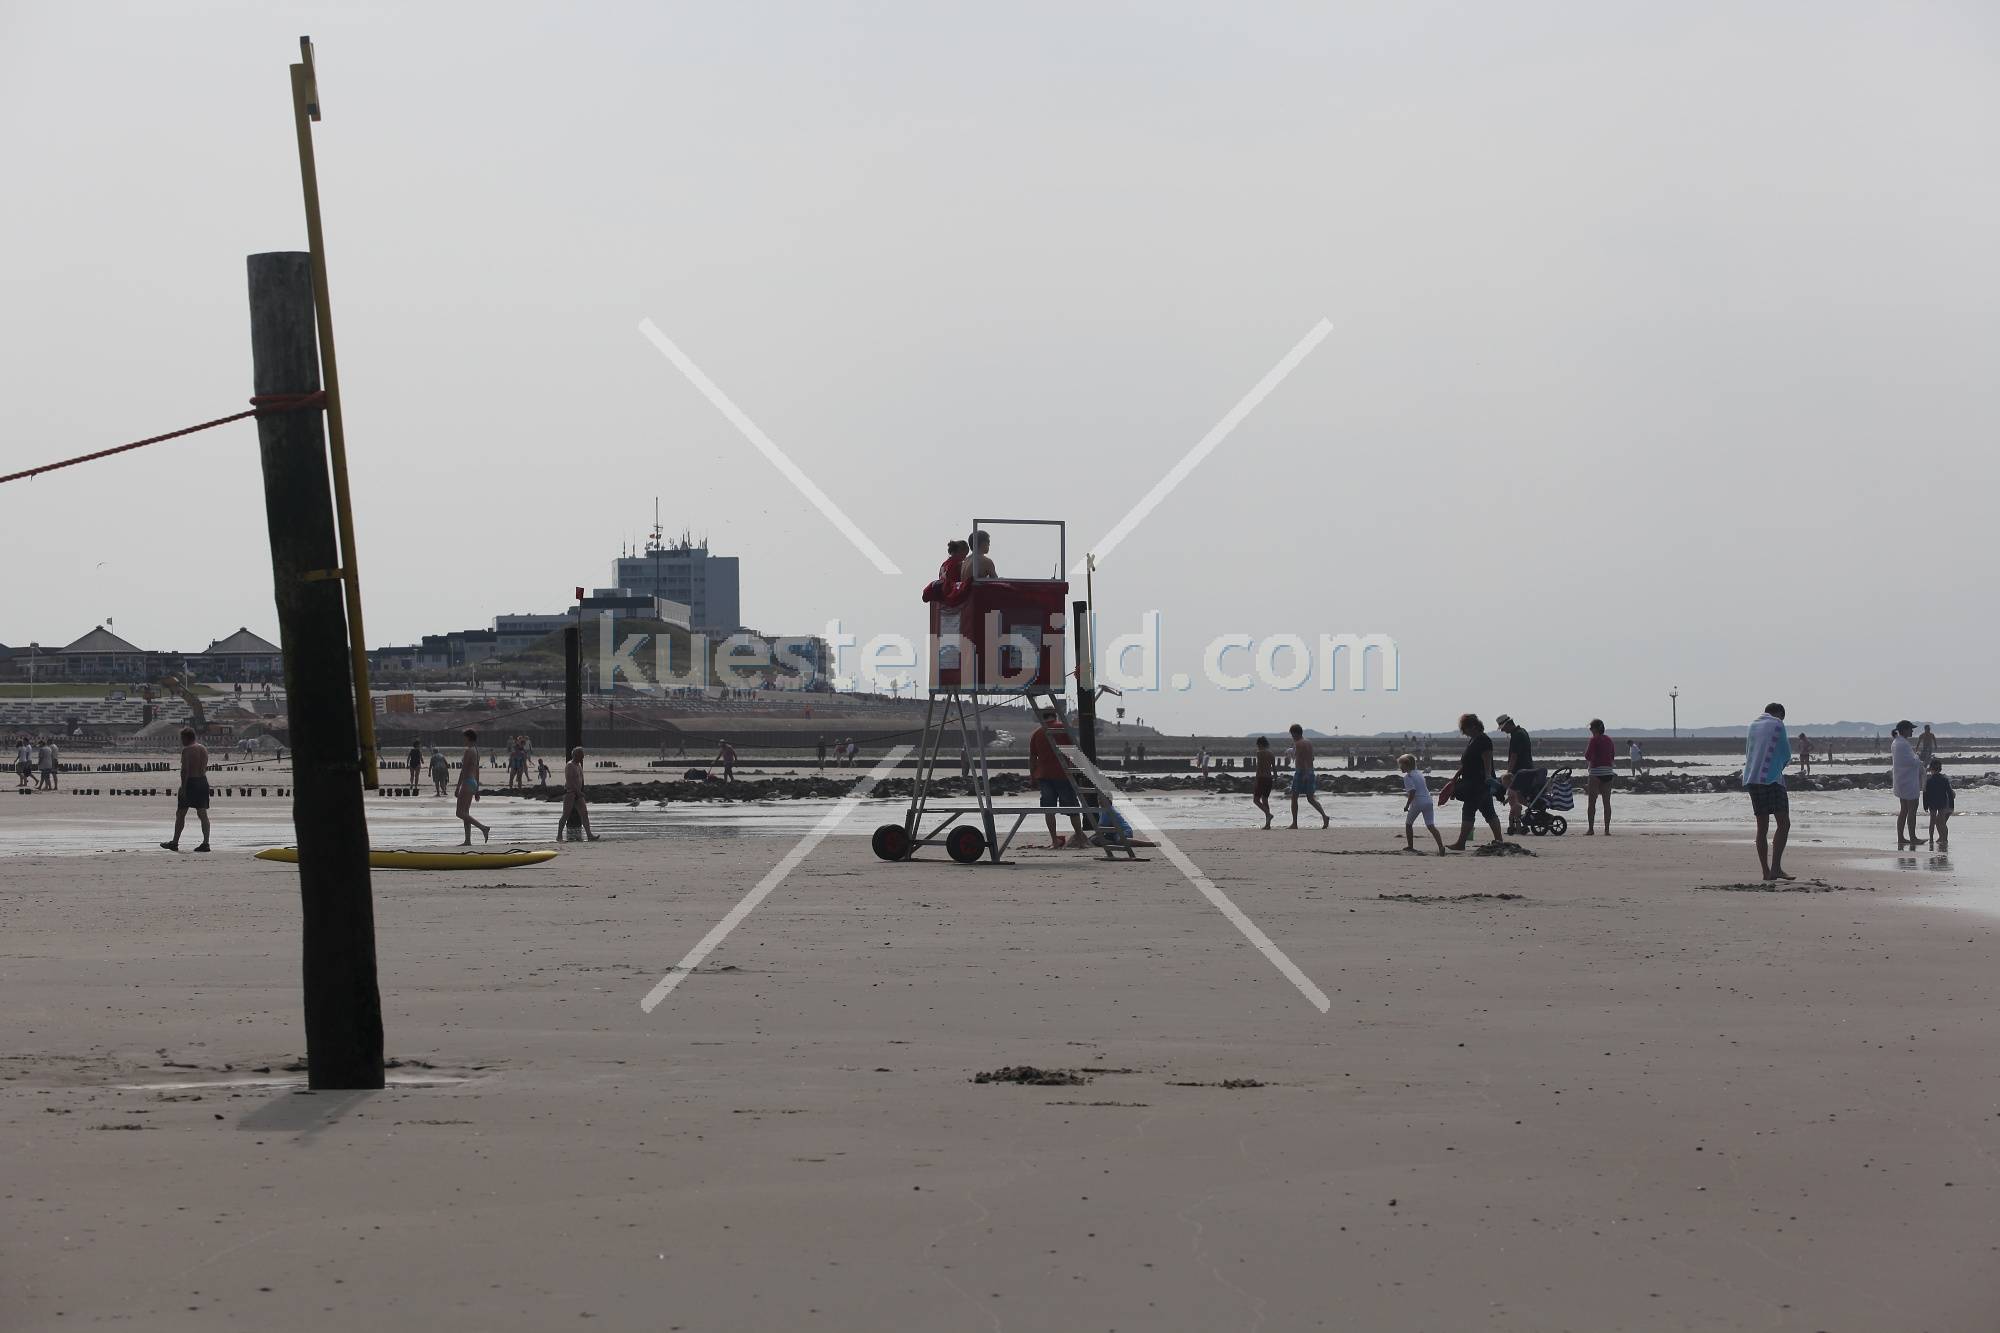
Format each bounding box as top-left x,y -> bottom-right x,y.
198,627 -> 282,656
59,626 -> 144,656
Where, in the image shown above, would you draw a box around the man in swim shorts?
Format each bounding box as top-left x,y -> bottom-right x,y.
161,726 -> 212,853
1288,724 -> 1329,829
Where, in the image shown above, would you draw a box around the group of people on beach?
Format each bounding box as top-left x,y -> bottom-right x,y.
447,728 -> 598,846
815,736 -> 862,771
1227,705 -> 1962,880
13,735 -> 59,791
405,740 -> 453,795
501,735 -> 537,790
156,724 -> 608,854
1397,712 -> 1611,854
1238,713 -> 1614,855
1888,720 -> 1954,852
1248,726 -> 1333,832
1736,706 -> 1956,881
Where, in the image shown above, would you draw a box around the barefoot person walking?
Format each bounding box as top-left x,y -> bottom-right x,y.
1399,753 -> 1444,855
1287,724 -> 1329,829
1251,736 -> 1275,830
559,746 -> 601,842
456,728 -> 491,845
1744,702 -> 1793,880
160,727 -> 212,853
1446,713 -> 1506,850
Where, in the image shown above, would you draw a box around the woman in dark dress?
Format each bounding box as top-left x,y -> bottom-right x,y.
1447,712 -> 1507,850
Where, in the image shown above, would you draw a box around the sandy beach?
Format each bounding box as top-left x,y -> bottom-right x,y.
5,796 -> 1998,1331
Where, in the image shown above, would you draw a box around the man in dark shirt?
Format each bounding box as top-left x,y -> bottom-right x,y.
1446,713 -> 1505,850
1497,714 -> 1536,832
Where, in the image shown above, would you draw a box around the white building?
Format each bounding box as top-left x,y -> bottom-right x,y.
613,534 -> 740,632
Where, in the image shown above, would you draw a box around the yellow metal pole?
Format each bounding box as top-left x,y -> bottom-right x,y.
289,39 -> 379,788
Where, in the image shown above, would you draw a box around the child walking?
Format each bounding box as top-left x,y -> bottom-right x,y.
1399,753 -> 1445,855
1251,736 -> 1275,829
1923,759 -> 1954,851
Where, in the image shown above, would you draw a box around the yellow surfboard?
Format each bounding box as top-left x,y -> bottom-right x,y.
254,847 -> 559,871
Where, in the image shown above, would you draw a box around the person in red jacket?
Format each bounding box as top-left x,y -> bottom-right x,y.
1583,717 -> 1616,835
938,539 -> 967,585
1029,709 -> 1086,849
923,539 -> 972,608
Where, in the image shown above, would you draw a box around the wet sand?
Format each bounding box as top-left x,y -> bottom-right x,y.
4,811 -> 1998,1330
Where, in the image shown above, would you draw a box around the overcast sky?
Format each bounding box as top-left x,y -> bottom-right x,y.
3,1 -> 1995,733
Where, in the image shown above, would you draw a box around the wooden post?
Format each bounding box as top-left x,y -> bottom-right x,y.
289,38 -> 380,789
248,251 -> 384,1091
1069,598 -> 1102,833
1071,599 -> 1097,764
563,624 -> 583,832
564,625 -> 583,752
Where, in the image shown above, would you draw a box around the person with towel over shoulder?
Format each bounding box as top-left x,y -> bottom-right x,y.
1890,720 -> 1924,849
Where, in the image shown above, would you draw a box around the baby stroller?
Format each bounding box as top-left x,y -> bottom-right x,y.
1517,766 -> 1575,836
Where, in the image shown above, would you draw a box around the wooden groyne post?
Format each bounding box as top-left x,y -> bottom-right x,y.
247,250 -> 384,1091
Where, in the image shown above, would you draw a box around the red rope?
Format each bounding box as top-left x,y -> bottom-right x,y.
0,391 -> 327,487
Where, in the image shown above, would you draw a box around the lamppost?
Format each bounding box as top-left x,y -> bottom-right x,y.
1670,686 -> 1679,740
26,642 -> 41,702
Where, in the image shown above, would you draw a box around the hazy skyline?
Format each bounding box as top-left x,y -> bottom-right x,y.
4,2 -> 1996,733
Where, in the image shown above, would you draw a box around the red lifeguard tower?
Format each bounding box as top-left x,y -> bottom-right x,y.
872,518 -> 1139,865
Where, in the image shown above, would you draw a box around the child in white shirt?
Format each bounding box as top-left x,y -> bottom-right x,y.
1399,753 -> 1444,855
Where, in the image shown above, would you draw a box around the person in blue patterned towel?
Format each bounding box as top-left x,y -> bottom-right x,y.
1743,703 -> 1792,881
